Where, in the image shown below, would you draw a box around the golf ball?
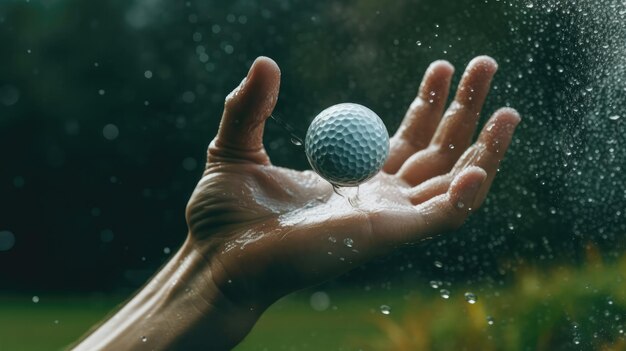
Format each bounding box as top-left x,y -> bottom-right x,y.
305,103 -> 389,186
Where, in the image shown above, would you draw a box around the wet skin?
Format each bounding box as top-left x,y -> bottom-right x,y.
74,56 -> 520,350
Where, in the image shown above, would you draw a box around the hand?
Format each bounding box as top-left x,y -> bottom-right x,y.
74,56 -> 520,351
186,56 -> 521,307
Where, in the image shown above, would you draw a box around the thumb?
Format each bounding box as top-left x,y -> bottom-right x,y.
209,56 -> 281,164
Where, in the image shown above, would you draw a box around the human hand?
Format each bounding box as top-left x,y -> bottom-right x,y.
186,56 -> 520,308
73,56 -> 520,351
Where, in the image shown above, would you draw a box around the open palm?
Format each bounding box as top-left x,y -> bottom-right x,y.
185,56 -> 520,306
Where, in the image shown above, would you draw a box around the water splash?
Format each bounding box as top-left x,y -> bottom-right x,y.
269,114 -> 305,147
332,185 -> 361,207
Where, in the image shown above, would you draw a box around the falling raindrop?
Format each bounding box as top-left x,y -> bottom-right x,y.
464,292 -> 478,304
440,289 -> 450,299
290,136 -> 303,146
310,291 -> 331,311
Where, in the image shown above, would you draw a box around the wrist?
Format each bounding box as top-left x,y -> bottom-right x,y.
74,236 -> 266,351
164,236 -> 267,350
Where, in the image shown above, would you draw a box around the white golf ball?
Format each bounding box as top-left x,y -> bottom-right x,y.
305,103 -> 389,186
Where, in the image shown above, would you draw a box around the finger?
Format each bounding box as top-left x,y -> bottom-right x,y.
379,167 -> 486,246
452,107 -> 521,208
406,108 -> 520,204
384,60 -> 454,174
430,56 -> 498,149
412,166 -> 486,236
396,146 -> 457,186
208,57 -> 281,165
396,56 -> 498,184
408,174 -> 453,205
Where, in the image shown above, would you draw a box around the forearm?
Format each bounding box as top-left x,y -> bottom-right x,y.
73,236 -> 263,351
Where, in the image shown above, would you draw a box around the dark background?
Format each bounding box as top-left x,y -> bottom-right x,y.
0,0 -> 624,293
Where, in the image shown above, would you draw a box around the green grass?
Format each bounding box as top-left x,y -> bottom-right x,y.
0,295 -> 122,351
0,291 -> 398,351
3,251 -> 626,350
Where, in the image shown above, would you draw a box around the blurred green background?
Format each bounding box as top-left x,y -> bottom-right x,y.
0,0 -> 624,349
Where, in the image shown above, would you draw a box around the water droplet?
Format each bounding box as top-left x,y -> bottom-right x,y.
486,316 -> 495,325
416,41 -> 422,46
440,289 -> 450,299
343,238 -> 354,248
429,280 -> 441,289
434,261 -> 443,268
290,136 -> 303,146
32,296 -> 39,303
141,336 -> 147,342
380,305 -> 391,315
526,2 -> 534,8
456,201 -> 465,209
609,115 -> 621,121
310,291 -> 330,311
0,230 -> 16,251
464,292 -> 477,304
328,236 -> 337,243
103,124 -> 119,141
448,144 -> 455,150
573,337 -> 581,345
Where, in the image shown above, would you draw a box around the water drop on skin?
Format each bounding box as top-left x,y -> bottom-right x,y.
464,292 -> 478,304
380,305 -> 391,315
333,185 -> 361,208
343,238 -> 354,248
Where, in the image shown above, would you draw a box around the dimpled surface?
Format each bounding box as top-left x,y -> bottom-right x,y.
305,103 -> 389,186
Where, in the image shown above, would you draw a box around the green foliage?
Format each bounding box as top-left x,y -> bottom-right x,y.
5,252 -> 622,350
365,251 -> 626,351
